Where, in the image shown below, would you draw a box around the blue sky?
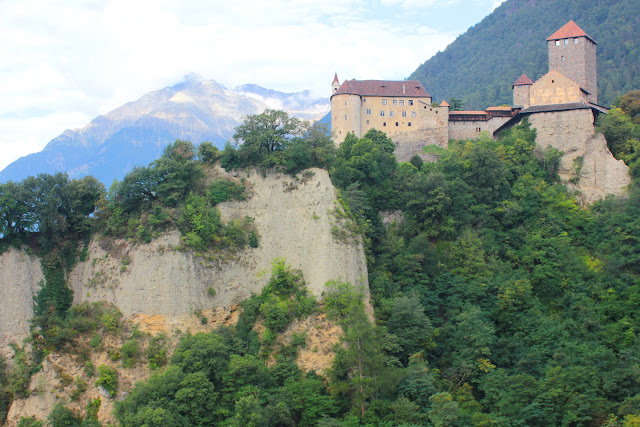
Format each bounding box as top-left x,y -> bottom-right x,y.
0,0 -> 504,171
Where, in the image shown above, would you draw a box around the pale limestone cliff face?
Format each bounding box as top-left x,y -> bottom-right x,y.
67,167 -> 367,321
2,167 -> 368,425
527,109 -> 630,203
0,168 -> 367,350
0,249 -> 43,358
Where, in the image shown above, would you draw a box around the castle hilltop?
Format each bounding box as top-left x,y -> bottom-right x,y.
331,20 -> 629,202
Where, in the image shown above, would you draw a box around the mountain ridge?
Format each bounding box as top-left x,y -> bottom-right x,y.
0,78 -> 330,185
409,0 -> 640,110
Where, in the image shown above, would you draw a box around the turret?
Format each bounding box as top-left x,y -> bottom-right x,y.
332,73 -> 340,94
512,73 -> 533,108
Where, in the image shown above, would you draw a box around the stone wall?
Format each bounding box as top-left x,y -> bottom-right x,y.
529,70 -> 586,106
548,36 -> 597,103
448,116 -> 511,141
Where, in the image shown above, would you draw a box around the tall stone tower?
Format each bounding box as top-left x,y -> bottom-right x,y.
546,20 -> 597,104
512,73 -> 533,108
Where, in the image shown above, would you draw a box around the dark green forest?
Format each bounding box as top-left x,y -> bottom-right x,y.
2,105 -> 640,425
409,0 -> 640,110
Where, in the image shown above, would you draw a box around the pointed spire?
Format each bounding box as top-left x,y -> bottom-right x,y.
332,73 -> 339,84
513,73 -> 534,87
547,20 -> 596,44
440,100 -> 450,107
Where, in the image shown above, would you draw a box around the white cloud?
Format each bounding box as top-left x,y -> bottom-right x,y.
0,0 -> 496,173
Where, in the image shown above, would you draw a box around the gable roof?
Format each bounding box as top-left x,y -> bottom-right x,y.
440,100 -> 450,107
513,73 -> 534,87
332,80 -> 431,98
547,20 -> 596,44
332,73 -> 339,85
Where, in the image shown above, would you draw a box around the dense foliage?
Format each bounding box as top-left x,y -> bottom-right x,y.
5,107 -> 640,425
409,0 -> 640,109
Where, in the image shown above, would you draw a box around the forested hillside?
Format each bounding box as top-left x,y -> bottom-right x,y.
409,0 -> 640,109
3,107 -> 640,425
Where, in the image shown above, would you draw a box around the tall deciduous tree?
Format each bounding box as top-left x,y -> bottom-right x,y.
234,109 -> 306,163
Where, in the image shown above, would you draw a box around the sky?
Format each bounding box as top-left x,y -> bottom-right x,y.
0,0 -> 505,172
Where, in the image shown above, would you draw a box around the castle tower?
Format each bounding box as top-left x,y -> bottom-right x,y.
512,73 -> 533,108
332,73 -> 340,94
547,20 -> 597,104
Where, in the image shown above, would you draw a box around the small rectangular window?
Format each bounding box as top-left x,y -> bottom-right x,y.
380,111 -> 385,117
555,40 -> 560,46
383,122 -> 387,126
395,122 -> 399,126
366,109 -> 371,115
408,100 -> 414,105
412,111 -> 417,117
390,111 -> 395,117
382,99 -> 387,105
344,101 -> 348,106
399,100 -> 405,106
393,99 -> 398,105
402,111 -> 407,117
344,115 -> 347,120
366,120 -> 370,124
574,38 -> 579,44
408,122 -> 411,127
564,39 -> 569,45
363,97 -> 367,102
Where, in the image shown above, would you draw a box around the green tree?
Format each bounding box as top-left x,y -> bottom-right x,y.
234,109 -> 306,164
197,141 -> 221,163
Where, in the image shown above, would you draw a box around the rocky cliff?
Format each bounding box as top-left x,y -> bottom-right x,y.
0,167 -> 367,424
527,109 -> 630,203
0,167 -> 367,351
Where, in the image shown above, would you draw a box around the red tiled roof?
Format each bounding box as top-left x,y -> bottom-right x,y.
512,73 -> 534,87
547,20 -> 596,44
486,106 -> 513,111
440,100 -> 450,107
332,73 -> 339,84
332,80 -> 431,98
452,111 -> 487,114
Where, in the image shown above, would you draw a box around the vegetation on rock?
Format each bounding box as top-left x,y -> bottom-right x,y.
5,107 -> 640,425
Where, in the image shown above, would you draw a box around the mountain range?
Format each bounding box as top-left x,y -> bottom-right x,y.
409,0 -> 640,110
0,77 -> 329,185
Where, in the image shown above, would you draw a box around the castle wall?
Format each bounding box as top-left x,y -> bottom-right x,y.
529,70 -> 586,106
387,104 -> 448,161
448,116 -> 511,141
548,37 -> 597,103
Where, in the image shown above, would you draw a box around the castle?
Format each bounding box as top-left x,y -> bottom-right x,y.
330,20 -> 610,165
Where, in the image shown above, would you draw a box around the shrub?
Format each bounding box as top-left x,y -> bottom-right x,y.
209,178 -> 246,205
120,339 -> 140,368
96,365 -> 118,397
17,417 -> 43,427
147,334 -> 168,370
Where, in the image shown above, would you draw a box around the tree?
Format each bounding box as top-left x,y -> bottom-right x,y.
448,98 -> 464,111
617,90 -> 640,124
234,109 -> 306,164
386,295 -> 433,364
197,141 -> 221,163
